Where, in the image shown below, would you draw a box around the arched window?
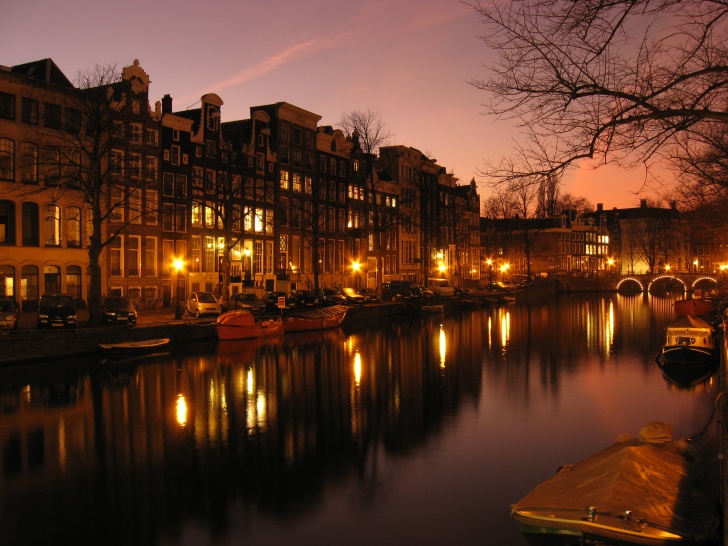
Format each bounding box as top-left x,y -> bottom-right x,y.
66,206 -> 81,247
0,137 -> 14,181
66,265 -> 82,300
0,200 -> 15,245
44,204 -> 61,246
22,202 -> 39,246
0,264 -> 15,297
20,264 -> 38,310
43,265 -> 60,294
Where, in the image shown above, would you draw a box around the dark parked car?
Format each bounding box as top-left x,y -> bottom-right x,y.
382,283 -> 412,302
263,291 -> 297,311
37,294 -> 77,329
357,287 -> 381,303
0,297 -> 19,330
100,296 -> 138,325
341,287 -> 366,305
318,287 -> 347,306
232,292 -> 266,312
292,289 -> 320,308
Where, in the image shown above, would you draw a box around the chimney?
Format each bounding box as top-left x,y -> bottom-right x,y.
162,94 -> 173,114
597,203 -> 603,211
640,199 -> 647,208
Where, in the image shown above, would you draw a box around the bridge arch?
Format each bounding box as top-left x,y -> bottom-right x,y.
616,277 -> 645,293
646,275 -> 687,293
691,276 -> 718,290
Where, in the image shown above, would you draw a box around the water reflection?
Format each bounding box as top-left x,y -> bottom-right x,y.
0,292 -> 718,546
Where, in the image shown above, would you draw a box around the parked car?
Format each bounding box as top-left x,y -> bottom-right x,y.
387,280 -> 421,298
341,287 -> 366,305
357,287 -> 381,303
185,292 -> 222,318
427,278 -> 455,297
318,287 -> 347,306
263,291 -> 297,311
37,294 -> 77,329
292,289 -> 320,308
232,292 -> 266,312
0,297 -> 19,330
487,281 -> 517,292
100,296 -> 138,325
382,282 -> 413,302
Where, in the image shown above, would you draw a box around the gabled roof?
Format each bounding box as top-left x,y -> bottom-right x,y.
11,59 -> 74,88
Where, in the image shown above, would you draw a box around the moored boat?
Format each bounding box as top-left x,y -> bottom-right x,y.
214,310 -> 283,340
673,297 -> 719,321
657,314 -> 716,367
282,305 -> 347,332
511,422 -> 719,545
99,338 -> 170,358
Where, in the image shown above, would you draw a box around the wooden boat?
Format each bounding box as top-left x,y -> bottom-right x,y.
282,305 -> 347,332
99,338 -> 170,358
512,422 -> 719,545
673,297 -> 718,321
214,310 -> 283,340
657,314 -> 717,367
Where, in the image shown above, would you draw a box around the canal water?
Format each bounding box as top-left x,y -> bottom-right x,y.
0,293 -> 721,546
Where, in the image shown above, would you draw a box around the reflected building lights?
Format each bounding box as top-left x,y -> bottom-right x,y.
500,310 -> 511,349
439,325 -> 447,368
354,351 -> 362,386
176,394 -> 188,427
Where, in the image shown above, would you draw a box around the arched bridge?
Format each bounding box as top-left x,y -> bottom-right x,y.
616,274 -> 721,294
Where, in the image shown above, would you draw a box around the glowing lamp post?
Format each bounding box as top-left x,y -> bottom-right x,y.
499,262 -> 510,280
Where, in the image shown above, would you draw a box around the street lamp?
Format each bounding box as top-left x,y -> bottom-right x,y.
693,259 -> 699,273
351,260 -> 361,288
499,262 -> 510,279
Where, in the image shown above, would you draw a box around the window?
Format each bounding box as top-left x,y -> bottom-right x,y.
280,144 -> 289,164
329,157 -> 337,175
292,149 -> 301,167
129,153 -> 141,178
113,121 -> 124,138
44,204 -> 61,246
22,203 -> 40,246
111,149 -> 124,176
20,142 -> 37,184
145,156 -> 157,181
206,139 -> 216,157
292,173 -> 301,192
110,237 -> 122,276
205,169 -> 216,193
162,172 -> 174,196
129,189 -> 142,224
280,170 -> 290,190
41,147 -> 60,186
175,174 -> 187,198
44,103 -> 61,129
192,166 -> 203,190
110,186 -> 124,223
280,123 -> 290,142
21,98 -> 38,124
171,145 -> 180,166
66,108 -> 81,133
0,92 -> 15,120
162,203 -> 174,231
203,236 -> 215,272
129,123 -> 142,143
175,204 -> 187,232
128,236 -> 141,276
145,237 -> 157,275
0,201 -> 16,245
191,203 -> 203,227
146,190 -> 158,225
66,206 -> 81,247
319,155 -> 327,172
145,128 -> 158,145
304,131 -> 313,149
338,160 -> 347,177
0,138 -> 14,181
256,152 -> 264,171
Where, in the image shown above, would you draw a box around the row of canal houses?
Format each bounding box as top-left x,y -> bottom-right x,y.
0,58 -> 711,311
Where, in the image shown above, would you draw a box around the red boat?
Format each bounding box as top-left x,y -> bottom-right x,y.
282,305 -> 347,332
214,310 -> 283,340
673,297 -> 718,320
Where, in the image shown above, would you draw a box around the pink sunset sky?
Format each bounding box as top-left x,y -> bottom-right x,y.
3,0 -> 670,209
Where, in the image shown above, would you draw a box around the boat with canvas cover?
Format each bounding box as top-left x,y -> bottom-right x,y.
99,338 -> 170,358
511,422 -> 719,545
281,305 -> 347,332
214,310 -> 283,340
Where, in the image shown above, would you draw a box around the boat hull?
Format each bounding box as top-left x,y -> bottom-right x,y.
99,338 -> 170,358
282,305 -> 347,332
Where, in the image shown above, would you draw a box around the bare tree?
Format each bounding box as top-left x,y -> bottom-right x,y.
17,63 -> 161,325
466,0 -> 728,186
